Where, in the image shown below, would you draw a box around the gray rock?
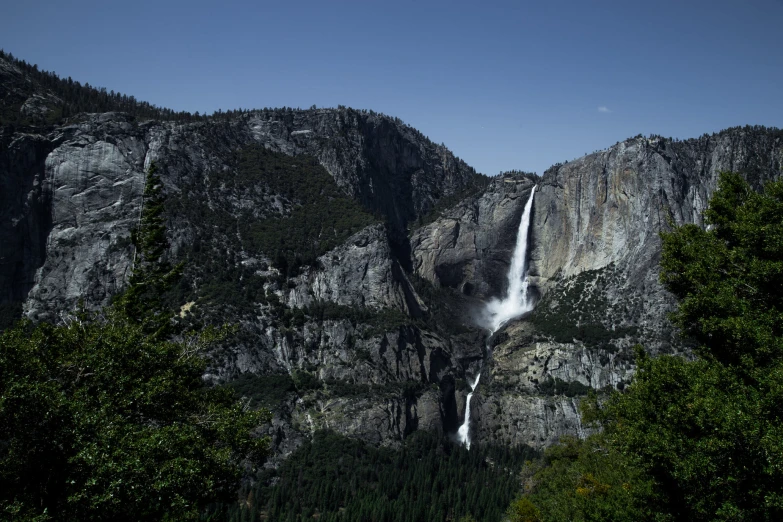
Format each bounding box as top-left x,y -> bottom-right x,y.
3,52 -> 783,453
410,128 -> 783,449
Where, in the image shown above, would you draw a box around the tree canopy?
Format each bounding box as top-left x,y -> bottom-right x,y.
114,162 -> 183,339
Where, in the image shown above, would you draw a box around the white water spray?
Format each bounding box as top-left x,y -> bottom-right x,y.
457,185 -> 537,449
485,185 -> 537,332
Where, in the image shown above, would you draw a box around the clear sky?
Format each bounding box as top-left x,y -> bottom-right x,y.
2,0 -> 782,175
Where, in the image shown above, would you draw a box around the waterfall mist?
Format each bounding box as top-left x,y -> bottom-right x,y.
457,185 -> 537,449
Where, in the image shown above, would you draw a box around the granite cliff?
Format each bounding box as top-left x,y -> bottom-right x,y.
2,52 -> 782,455
411,128 -> 783,447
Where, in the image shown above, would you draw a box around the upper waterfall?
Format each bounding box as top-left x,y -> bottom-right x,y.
485,185 -> 537,333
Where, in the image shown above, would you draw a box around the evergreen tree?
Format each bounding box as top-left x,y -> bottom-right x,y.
114,161 -> 182,338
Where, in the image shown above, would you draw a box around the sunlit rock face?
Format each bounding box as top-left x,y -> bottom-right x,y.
529,130 -> 783,355
411,128 -> 783,449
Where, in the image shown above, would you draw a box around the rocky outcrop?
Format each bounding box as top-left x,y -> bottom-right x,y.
286,224 -> 421,314
529,130 -> 783,352
0,52 -> 488,455
247,110 -> 475,234
1,108 -> 478,320
23,116 -> 148,320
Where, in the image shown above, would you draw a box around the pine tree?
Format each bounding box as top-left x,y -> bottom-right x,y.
114,161 -> 182,338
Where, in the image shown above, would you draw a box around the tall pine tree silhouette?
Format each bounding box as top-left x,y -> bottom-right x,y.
115,162 -> 182,338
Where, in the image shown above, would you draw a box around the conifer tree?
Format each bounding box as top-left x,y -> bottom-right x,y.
115,161 -> 182,338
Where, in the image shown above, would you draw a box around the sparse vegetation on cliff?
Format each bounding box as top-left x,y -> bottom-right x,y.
234,145 -> 378,275
530,266 -> 638,349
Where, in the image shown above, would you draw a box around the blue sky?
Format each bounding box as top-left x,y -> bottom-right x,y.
3,0 -> 782,175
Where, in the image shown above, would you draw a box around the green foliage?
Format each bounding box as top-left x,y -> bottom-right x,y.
304,300 -> 411,335
0,158 -> 271,520
225,373 -> 296,410
320,378 -> 428,400
0,314 -> 270,521
220,430 -> 538,522
290,369 -> 322,392
0,50 -> 201,125
603,171 -> 783,519
360,308 -> 412,338
600,353 -> 783,520
505,497 -> 541,522
537,377 -> 592,397
234,145 -> 377,276
520,436 -> 660,522
660,171 -> 783,370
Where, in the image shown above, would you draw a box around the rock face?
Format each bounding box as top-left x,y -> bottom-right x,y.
4,110 -> 477,320
411,128 -> 783,448
529,130 -> 783,355
2,53 -> 783,454
411,175 -> 537,301
287,224 -> 417,313
0,54 -> 485,457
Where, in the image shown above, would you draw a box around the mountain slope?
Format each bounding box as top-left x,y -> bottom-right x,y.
2,52 -> 782,454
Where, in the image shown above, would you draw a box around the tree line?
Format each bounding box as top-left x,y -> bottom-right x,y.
218,430 -> 537,522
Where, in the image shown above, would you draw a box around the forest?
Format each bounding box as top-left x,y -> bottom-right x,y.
215,430 -> 537,522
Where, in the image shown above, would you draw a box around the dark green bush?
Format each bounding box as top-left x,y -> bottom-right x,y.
537,377 -> 592,397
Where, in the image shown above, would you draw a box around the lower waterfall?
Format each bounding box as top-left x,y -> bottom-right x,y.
456,373 -> 481,449
458,185 -> 537,449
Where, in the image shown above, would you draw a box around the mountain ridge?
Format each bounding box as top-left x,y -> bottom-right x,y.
1,52 -> 782,457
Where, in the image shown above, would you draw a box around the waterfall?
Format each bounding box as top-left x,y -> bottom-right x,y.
458,185 -> 537,449
456,373 -> 481,449
485,185 -> 538,332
